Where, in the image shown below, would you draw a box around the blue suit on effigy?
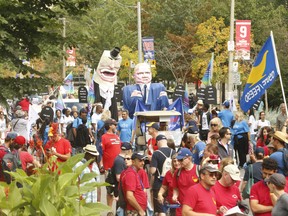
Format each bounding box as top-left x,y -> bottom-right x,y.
123,83 -> 169,118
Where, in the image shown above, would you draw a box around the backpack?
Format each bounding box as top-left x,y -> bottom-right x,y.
74,124 -> 91,148
157,149 -> 173,179
278,147 -> 288,176
0,147 -> 22,184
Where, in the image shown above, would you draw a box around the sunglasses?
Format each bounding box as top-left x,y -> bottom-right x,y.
211,124 -> 218,127
226,133 -> 232,135
205,172 -> 218,177
124,158 -> 131,161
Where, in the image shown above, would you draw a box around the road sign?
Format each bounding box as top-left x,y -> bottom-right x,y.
232,72 -> 241,85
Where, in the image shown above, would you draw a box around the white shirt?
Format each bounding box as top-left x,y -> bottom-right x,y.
201,111 -> 209,130
60,115 -> 74,134
248,115 -> 257,135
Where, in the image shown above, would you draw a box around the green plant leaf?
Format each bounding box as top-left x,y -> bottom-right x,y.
80,172 -> 98,184
39,196 -> 59,216
58,173 -> 78,190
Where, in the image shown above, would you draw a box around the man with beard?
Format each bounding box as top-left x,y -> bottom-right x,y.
122,62 -> 169,118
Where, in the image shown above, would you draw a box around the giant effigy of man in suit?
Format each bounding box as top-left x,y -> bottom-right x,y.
93,47 -> 122,121
122,62 -> 169,118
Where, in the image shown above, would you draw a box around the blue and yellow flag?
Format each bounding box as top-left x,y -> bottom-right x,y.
240,34 -> 279,112
201,53 -> 214,86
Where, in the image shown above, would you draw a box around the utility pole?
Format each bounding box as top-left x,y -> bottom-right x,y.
60,18 -> 66,79
228,0 -> 235,94
137,1 -> 142,63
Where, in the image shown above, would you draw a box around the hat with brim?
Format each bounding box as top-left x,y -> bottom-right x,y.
200,164 -> 220,173
176,148 -> 192,160
121,142 -> 132,150
273,131 -> 288,144
131,152 -> 147,160
265,173 -> 286,188
197,100 -> 204,105
224,164 -> 241,181
147,122 -> 160,130
6,132 -> 18,139
14,136 -> 26,145
83,144 -> 99,156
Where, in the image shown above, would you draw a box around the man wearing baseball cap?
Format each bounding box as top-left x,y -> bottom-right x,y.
266,173 -> 288,215
218,100 -> 234,128
73,144 -> 100,203
147,122 -> 160,156
121,152 -> 148,216
172,148 -> 199,216
183,164 -> 220,215
212,164 -> 242,215
106,142 -> 132,208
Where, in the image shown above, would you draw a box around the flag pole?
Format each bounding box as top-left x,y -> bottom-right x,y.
270,31 -> 288,114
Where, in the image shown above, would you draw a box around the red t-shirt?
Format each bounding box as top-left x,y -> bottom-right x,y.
162,170 -> 174,204
147,138 -> 158,155
211,181 -> 241,214
172,165 -> 199,216
183,183 -> 217,215
19,98 -> 30,111
0,146 -> 9,181
121,167 -> 147,211
19,151 -> 34,170
138,168 -> 150,189
101,133 -> 121,170
250,180 -> 272,216
45,138 -> 72,162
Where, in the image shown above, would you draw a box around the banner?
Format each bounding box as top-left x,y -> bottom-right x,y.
240,34 -> 279,112
201,53 -> 214,86
66,48 -> 76,67
63,72 -> 74,94
142,37 -> 155,62
235,20 -> 251,60
168,97 -> 184,130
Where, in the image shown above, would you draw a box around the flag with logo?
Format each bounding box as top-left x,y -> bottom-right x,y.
168,97 -> 184,130
183,83 -> 190,113
201,53 -> 214,86
55,91 -> 65,110
240,33 -> 280,112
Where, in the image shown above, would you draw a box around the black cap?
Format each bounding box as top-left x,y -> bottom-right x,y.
110,47 -> 121,59
121,142 -> 132,150
147,122 -> 160,130
156,134 -> 167,142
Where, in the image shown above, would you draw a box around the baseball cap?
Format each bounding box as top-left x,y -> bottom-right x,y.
105,119 -> 117,125
265,173 -> 286,188
200,164 -> 220,173
147,122 -> 160,130
6,132 -> 18,139
121,142 -> 132,150
255,147 -> 265,156
156,134 -> 167,142
187,121 -> 199,134
131,152 -> 147,161
176,148 -> 192,160
197,100 -> 204,105
224,164 -> 241,181
14,136 -> 26,145
223,100 -> 230,108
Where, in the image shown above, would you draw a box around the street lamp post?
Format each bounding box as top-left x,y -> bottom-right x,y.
228,0 -> 235,95
137,1 -> 142,63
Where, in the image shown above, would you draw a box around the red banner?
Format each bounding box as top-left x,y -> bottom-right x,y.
235,20 -> 251,60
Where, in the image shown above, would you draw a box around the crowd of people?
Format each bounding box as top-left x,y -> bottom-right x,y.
1,93 -> 288,216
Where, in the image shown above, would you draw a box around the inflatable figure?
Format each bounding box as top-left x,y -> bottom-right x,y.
123,63 -> 169,118
93,47 -> 122,121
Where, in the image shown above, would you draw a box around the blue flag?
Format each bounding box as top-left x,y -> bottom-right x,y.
240,35 -> 279,112
201,54 -> 213,86
168,97 -> 184,130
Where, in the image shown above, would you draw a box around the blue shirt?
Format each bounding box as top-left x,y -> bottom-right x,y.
270,150 -> 285,175
117,118 -> 134,142
218,109 -> 234,127
233,120 -> 249,138
192,141 -> 206,165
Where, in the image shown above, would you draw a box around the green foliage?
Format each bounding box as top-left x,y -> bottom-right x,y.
0,154 -> 110,216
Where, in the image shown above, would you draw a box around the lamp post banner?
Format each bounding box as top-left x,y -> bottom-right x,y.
142,37 -> 155,62
235,20 -> 251,60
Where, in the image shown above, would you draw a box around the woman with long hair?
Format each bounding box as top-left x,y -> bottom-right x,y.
232,111 -> 250,168
256,126 -> 272,156
256,111 -> 271,132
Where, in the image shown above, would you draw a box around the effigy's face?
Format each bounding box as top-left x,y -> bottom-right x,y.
96,51 -> 122,83
133,63 -> 152,84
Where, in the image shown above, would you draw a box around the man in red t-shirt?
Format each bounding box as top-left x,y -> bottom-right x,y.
121,152 -> 148,216
172,148 -> 199,216
250,157 -> 278,216
101,119 -> 121,170
182,164 -> 220,215
146,122 -> 159,158
44,123 -> 72,163
212,164 -> 242,215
